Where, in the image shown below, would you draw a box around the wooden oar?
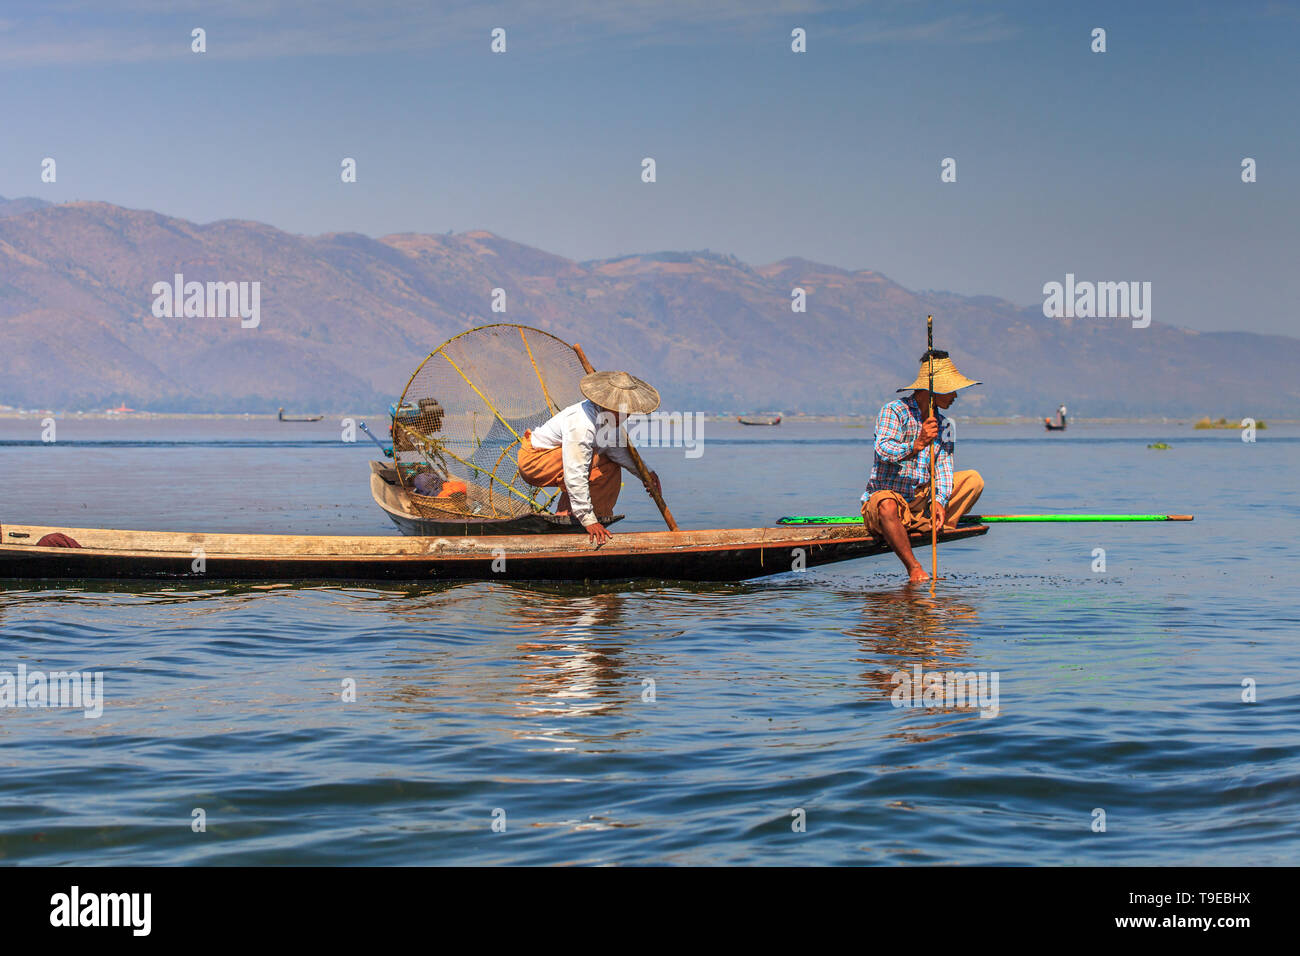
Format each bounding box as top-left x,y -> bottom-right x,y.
572,343 -> 680,532
777,514 -> 1195,525
926,315 -> 937,585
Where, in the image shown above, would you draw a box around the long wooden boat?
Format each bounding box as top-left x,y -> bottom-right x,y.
0,522 -> 988,583
369,461 -> 624,536
738,414 -> 782,426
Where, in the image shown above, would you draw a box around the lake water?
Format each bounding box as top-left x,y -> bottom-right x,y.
1,417 -> 1296,865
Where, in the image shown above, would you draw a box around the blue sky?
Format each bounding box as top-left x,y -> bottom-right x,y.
1,0 -> 1296,334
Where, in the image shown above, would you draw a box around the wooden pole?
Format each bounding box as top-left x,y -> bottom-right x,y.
927,315 -> 937,584
572,343 -> 680,532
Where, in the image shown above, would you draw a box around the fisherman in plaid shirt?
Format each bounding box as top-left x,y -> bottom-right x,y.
861,349 -> 985,583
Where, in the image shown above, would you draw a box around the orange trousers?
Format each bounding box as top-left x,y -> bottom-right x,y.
516,433 -> 622,518
860,470 -> 985,536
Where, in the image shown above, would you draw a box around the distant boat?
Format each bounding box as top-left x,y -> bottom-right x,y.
278,407 -> 324,423
1044,404 -> 1067,431
106,403 -> 134,414
738,414 -> 782,426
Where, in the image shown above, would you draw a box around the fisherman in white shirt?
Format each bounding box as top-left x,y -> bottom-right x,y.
517,370 -> 662,545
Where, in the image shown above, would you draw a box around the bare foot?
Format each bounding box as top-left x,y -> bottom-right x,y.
907,566 -> 931,584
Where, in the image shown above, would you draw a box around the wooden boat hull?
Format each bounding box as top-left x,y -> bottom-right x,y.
369,462 -> 624,536
0,523 -> 988,583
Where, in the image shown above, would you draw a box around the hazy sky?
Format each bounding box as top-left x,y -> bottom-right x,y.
1,0 -> 1297,335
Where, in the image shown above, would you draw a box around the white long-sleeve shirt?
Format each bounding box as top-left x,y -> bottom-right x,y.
528,400 -> 635,526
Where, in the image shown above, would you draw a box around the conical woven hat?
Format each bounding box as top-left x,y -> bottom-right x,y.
897,351 -> 981,394
580,370 -> 661,414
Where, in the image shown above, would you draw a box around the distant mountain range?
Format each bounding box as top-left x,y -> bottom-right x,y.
1,195 -> 1295,416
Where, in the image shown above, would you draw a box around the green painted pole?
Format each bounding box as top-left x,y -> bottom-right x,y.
777,514 -> 1194,525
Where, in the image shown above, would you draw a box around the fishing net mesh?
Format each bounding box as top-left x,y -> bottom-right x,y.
392,324 -> 587,519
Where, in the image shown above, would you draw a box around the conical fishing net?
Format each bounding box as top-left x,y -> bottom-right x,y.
392,324 -> 587,519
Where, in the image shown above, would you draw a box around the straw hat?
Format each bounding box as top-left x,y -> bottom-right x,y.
897,350 -> 981,394
581,370 -> 661,414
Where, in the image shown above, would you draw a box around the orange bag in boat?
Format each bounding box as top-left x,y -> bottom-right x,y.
436,480 -> 468,498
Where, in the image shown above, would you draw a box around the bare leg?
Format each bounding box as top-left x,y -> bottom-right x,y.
876,499 -> 928,583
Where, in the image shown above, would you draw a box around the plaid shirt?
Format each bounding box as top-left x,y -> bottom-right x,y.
862,395 -> 955,506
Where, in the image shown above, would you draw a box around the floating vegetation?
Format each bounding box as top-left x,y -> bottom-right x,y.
1195,417 -> 1266,430
1147,442 -> 1171,450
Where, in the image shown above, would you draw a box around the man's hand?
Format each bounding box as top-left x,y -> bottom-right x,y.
932,502 -> 947,530
587,522 -> 612,546
913,416 -> 939,453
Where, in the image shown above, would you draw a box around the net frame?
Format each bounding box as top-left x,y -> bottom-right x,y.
390,324 -> 587,520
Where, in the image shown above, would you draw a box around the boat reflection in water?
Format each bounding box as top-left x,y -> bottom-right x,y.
508,591 -> 634,731
300,583 -> 671,746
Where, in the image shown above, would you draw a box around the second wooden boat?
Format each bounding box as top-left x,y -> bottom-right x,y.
369,461 -> 624,536
0,522 -> 988,583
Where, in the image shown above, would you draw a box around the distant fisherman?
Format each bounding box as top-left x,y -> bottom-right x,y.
861,350 -> 984,583
517,371 -> 662,546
